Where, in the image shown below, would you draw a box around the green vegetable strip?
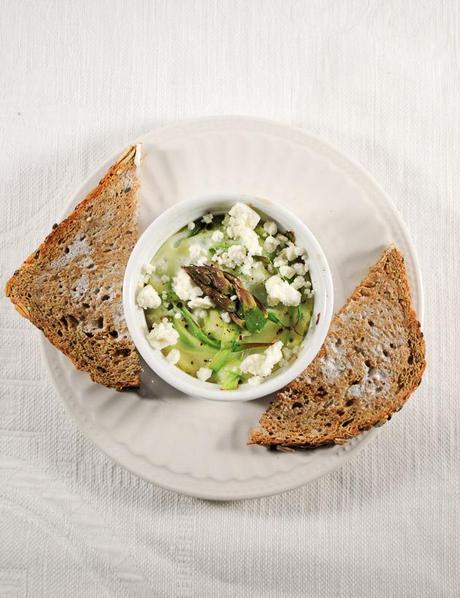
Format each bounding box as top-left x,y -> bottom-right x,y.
267,311 -> 286,326
209,349 -> 232,373
187,221 -> 204,237
209,241 -> 234,253
220,371 -> 241,390
231,340 -> 274,352
296,304 -> 302,324
292,304 -> 305,335
174,221 -> 205,248
177,307 -> 221,349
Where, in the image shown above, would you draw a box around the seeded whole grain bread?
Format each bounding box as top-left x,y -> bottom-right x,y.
6,145 -> 141,389
248,246 -> 426,447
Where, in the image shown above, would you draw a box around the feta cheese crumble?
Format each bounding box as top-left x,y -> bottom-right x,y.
291,275 -> 306,289
240,257 -> 255,277
142,263 -> 154,275
166,349 -> 180,365
143,201 -> 315,389
226,203 -> 262,256
226,245 -> 247,267
214,244 -> 248,269
265,275 -> 301,306
196,367 -> 212,381
173,269 -> 203,301
136,285 -> 161,309
238,228 -> 261,255
263,221 -> 277,236
229,202 -> 260,230
188,244 -> 208,266
279,265 -> 295,279
220,311 -> 231,323
293,262 -> 307,275
154,258 -> 168,273
192,309 -> 208,321
240,341 -> 284,378
187,296 -> 215,310
249,261 -> 267,283
146,318 -> 179,350
211,229 -> 224,242
273,255 -> 288,268
283,242 -> 304,261
264,235 -> 280,253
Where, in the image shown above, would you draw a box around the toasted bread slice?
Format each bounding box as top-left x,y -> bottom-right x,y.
249,246 -> 426,447
6,146 -> 141,389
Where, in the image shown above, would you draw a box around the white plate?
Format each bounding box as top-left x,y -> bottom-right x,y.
42,117 -> 424,500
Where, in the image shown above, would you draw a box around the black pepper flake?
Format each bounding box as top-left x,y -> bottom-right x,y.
316,312 -> 321,325
52,223 -> 58,229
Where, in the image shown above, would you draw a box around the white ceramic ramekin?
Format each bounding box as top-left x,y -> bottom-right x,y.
123,195 -> 333,401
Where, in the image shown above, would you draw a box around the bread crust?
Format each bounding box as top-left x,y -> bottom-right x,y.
6,145 -> 141,390
248,247 -> 426,447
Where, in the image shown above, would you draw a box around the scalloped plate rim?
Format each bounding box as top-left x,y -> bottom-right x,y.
40,116 -> 424,500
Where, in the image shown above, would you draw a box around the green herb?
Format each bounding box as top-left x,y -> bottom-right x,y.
244,307 -> 267,333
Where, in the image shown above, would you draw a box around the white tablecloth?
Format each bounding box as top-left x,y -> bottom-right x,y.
0,1 -> 458,596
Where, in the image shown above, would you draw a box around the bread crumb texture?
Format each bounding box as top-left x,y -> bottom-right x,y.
248,246 -> 426,447
5,146 -> 141,389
